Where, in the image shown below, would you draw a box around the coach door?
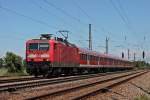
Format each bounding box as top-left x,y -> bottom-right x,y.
87,54 -> 90,65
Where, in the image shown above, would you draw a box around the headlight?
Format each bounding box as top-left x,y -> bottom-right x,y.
28,54 -> 37,58
40,54 -> 49,58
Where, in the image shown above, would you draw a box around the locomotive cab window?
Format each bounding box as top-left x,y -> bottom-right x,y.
28,43 -> 49,50
39,43 -> 49,50
29,43 -> 38,50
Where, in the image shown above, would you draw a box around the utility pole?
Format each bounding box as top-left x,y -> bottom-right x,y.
142,51 -> 145,59
128,49 -> 130,60
134,53 -> 136,61
122,52 -> 124,58
89,24 -> 92,50
106,37 -> 109,54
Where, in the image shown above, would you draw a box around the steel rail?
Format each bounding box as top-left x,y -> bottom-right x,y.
0,70 -> 132,92
73,71 -> 147,100
25,70 -> 147,100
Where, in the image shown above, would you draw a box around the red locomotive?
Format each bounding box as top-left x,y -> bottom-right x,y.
26,34 -> 133,76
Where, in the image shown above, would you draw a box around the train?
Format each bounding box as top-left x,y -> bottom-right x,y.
26,34 -> 134,77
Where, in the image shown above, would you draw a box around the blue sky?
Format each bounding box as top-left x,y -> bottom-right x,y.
0,0 -> 150,61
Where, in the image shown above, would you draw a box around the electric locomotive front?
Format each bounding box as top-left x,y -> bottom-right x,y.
26,34 -> 55,76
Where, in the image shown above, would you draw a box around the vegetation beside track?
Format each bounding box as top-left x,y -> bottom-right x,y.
134,61 -> 150,69
134,94 -> 149,100
0,52 -> 28,76
0,67 -> 28,76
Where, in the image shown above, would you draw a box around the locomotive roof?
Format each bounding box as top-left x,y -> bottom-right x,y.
26,38 -> 77,47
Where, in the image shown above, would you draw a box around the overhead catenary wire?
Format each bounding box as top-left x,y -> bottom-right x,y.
73,0 -> 136,54
72,0 -> 93,22
117,0 -> 130,24
0,5 -> 59,30
72,0 -> 116,52
43,0 -> 114,42
116,0 -> 136,34
72,0 -> 111,37
43,0 -> 85,26
31,0 -> 87,40
43,0 -> 109,38
109,0 -> 132,31
108,0 -> 140,55
0,1 -> 143,57
31,0 -> 68,25
43,0 -> 97,47
0,2 -> 87,48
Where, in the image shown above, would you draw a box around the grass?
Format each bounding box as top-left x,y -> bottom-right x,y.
134,95 -> 149,100
0,67 -> 8,76
0,67 -> 28,76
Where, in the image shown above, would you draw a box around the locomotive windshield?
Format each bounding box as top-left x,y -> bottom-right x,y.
28,43 -> 49,50
29,43 -> 38,50
39,43 -> 49,50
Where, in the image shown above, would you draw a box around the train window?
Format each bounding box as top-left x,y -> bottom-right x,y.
85,54 -> 87,60
100,57 -> 102,62
94,56 -> 96,61
80,54 -> 87,60
96,57 -> 98,61
89,55 -> 91,60
93,56 -> 95,61
83,54 -> 85,60
103,58 -> 106,62
87,55 -> 89,60
29,43 -> 38,50
84,54 -> 86,60
98,57 -> 100,61
80,54 -> 82,60
39,43 -> 49,50
110,59 -> 112,62
100,57 -> 103,62
89,55 -> 92,60
96,57 -> 99,61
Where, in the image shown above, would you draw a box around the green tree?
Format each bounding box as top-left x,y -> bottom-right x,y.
0,58 -> 3,68
134,61 -> 150,69
4,52 -> 23,72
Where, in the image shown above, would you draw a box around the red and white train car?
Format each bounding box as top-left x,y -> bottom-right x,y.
26,34 -> 133,76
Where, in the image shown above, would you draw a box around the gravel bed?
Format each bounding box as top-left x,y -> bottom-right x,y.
45,72 -> 142,100
86,71 -> 150,100
0,71 -> 136,100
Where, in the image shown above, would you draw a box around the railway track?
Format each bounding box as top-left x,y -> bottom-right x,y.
0,77 -> 43,84
0,75 -> 31,78
24,70 -> 148,100
0,70 -> 131,92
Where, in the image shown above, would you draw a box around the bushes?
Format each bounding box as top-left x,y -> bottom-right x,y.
3,52 -> 25,73
0,58 -> 3,68
134,95 -> 149,100
134,61 -> 150,69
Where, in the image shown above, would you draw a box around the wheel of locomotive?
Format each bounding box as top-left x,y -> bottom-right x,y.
51,67 -> 61,77
47,67 -> 53,77
63,67 -> 72,76
42,65 -> 49,77
71,67 -> 76,75
26,66 -> 32,75
33,66 -> 38,77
